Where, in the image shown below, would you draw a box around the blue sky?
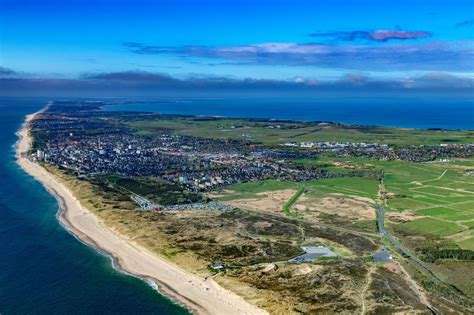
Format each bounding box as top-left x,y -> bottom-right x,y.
0,0 -> 473,96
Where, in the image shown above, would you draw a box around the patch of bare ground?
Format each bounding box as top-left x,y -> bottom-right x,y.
295,193 -> 376,223
385,210 -> 424,223
206,189 -> 234,199
383,262 -> 403,274
333,161 -> 372,170
222,189 -> 378,232
360,265 -> 376,315
446,229 -> 473,242
222,189 -> 297,214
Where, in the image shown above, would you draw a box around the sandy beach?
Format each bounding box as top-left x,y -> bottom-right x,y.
16,107 -> 266,315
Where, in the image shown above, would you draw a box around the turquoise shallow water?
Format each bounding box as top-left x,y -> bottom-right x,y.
0,98 -> 188,314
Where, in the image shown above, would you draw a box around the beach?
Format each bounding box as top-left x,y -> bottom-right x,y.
16,107 -> 266,315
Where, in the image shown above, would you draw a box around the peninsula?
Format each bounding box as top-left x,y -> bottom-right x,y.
17,100 -> 474,314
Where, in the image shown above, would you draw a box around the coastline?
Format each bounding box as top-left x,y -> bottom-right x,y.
15,106 -> 266,315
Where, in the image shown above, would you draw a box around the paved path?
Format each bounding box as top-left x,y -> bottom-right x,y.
375,205 -> 445,284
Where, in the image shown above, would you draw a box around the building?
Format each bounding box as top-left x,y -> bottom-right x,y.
37,150 -> 45,160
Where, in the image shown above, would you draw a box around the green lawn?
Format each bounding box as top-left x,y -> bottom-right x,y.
304,177 -> 379,199
449,201 -> 474,211
219,175 -> 380,201
214,153 -> 474,251
403,217 -> 465,236
388,197 -> 434,210
282,187 -> 305,217
417,207 -> 461,217
442,213 -> 474,222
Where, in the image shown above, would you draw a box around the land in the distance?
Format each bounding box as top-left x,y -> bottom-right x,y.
23,100 -> 474,314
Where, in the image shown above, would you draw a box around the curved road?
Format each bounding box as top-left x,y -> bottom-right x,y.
375,205 -> 445,284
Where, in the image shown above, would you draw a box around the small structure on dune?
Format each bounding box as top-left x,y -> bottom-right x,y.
372,247 -> 393,262
211,262 -> 226,272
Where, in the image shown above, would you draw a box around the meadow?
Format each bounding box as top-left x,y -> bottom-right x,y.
127,116 -> 474,146
219,156 -> 474,249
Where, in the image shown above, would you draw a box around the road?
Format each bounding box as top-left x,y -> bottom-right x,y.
375,205 -> 446,284
375,172 -> 446,284
375,174 -> 474,313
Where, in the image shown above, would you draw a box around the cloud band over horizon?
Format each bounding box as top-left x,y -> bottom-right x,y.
1,68 -> 472,97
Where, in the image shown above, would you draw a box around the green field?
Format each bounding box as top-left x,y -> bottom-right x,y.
304,177 -> 379,199
382,161 -> 473,247
399,217 -> 465,236
417,207 -> 461,216
221,156 -> 474,249
282,187 -> 305,216
322,157 -> 474,248
127,117 -> 474,146
219,176 -> 378,201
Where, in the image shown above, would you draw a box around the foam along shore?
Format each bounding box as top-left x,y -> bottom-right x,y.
16,107 -> 267,315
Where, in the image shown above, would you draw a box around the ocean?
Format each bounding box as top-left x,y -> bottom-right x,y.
105,97 -> 474,130
0,98 -> 188,314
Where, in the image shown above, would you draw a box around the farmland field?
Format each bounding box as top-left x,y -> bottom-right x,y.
219,156 -> 474,250
402,217 -> 465,236
128,117 -> 474,146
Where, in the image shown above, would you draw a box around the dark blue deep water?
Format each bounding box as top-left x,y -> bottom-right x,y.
0,98 -> 188,314
106,97 -> 474,130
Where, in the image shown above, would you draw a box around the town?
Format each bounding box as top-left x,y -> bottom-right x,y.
283,141 -> 474,162
31,112 -> 337,192
30,102 -> 474,196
